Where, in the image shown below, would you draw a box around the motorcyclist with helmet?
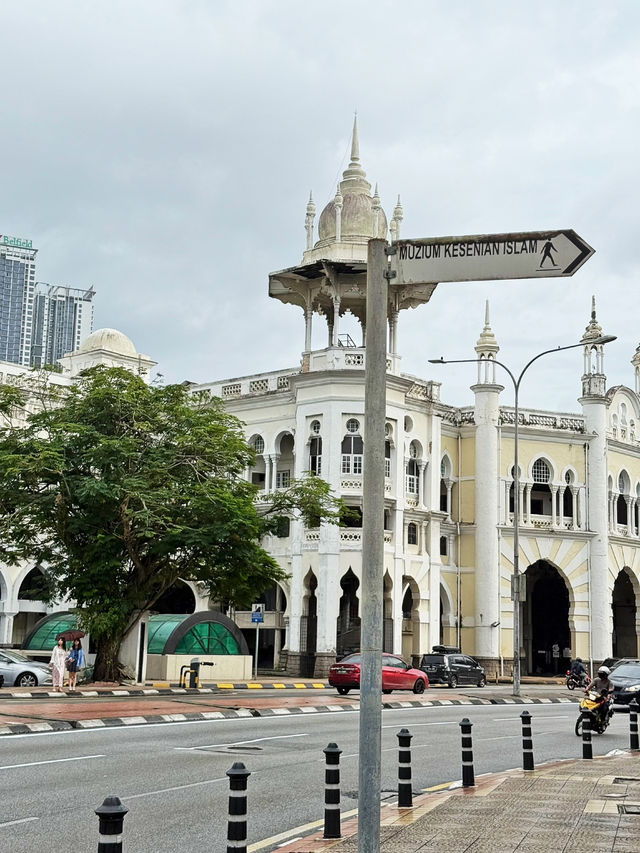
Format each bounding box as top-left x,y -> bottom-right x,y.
585,665 -> 614,726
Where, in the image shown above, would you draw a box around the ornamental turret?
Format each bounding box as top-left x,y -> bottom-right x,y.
390,195 -> 403,243
631,342 -> 640,396
300,116 -> 389,264
581,296 -> 608,398
304,192 -> 316,250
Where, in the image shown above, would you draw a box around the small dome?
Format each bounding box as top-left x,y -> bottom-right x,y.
77,328 -> 137,357
318,192 -> 388,243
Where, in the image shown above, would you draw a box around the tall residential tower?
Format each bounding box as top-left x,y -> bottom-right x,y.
0,234 -> 37,366
31,284 -> 95,368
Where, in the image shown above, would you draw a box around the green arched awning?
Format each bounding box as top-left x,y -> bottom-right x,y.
147,611 -> 249,656
22,612 -> 78,650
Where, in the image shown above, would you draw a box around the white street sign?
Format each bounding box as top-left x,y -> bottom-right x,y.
390,229 -> 594,285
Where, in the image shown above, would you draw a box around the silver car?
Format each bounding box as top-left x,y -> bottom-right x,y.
0,649 -> 53,687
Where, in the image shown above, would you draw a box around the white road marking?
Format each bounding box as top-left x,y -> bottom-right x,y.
125,776 -> 229,800
383,721 -> 457,729
0,754 -> 105,771
0,817 -> 39,829
174,733 -> 308,751
479,735 -> 520,741
492,715 -> 569,721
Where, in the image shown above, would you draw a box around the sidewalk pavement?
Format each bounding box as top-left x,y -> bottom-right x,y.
0,680 -> 580,735
280,751 -> 640,853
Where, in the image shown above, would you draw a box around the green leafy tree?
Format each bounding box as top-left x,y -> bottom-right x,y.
0,367 -> 342,681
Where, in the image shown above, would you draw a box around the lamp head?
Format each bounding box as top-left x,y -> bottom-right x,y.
589,334 -> 617,345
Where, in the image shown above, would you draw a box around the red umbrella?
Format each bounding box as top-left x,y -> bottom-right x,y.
56,629 -> 86,642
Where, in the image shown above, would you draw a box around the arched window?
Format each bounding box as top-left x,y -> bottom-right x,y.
309,436 -> 322,475
407,522 -> 417,545
439,456 -> 451,513
385,440 -> 391,478
250,435 -> 266,487
532,459 -> 550,483
341,434 -> 363,474
406,458 -> 418,494
617,471 -> 629,526
531,459 -> 552,517
562,470 -> 574,519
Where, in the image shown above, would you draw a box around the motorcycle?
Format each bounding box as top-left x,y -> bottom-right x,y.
566,669 -> 589,690
574,690 -> 613,736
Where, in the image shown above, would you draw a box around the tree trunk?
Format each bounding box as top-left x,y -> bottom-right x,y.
92,634 -> 124,683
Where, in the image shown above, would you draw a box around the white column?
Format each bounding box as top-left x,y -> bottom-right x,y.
471,379 -> 503,660
551,486 -> 558,527
627,497 -> 634,537
304,307 -> 313,352
331,296 -> 340,347
263,456 -> 272,494
525,483 -> 532,524
580,395 -> 612,662
572,488 -> 578,529
0,612 -> 17,645
418,461 -> 426,509
270,454 -> 280,491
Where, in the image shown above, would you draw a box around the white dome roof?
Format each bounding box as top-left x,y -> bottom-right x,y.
77,328 -> 137,357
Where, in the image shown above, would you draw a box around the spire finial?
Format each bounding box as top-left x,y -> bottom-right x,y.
350,114 -> 360,164
475,299 -> 499,355
582,294 -> 604,342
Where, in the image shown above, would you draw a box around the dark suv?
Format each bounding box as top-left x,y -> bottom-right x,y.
419,647 -> 486,688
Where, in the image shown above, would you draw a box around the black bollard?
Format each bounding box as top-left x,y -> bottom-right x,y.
629,699 -> 639,751
459,718 -> 475,788
323,743 -> 342,839
95,796 -> 128,853
397,728 -> 413,807
581,709 -> 593,760
226,762 -> 251,853
520,710 -> 534,771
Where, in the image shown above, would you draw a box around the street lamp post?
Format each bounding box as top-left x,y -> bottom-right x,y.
429,334 -> 615,697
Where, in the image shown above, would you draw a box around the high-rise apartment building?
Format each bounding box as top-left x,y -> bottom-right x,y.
31,284 -> 95,368
0,234 -> 37,366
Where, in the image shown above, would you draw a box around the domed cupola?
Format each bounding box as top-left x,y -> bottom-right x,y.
302,117 -> 388,264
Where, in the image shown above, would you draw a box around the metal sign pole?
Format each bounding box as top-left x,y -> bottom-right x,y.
358,238 -> 387,853
254,620 -> 259,680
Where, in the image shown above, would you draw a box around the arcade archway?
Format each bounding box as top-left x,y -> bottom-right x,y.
612,570 -> 638,658
523,560 -> 570,675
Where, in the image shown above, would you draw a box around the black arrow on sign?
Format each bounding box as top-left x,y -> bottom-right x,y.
562,230 -> 595,276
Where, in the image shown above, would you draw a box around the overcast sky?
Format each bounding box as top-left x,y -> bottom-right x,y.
3,1 -> 639,412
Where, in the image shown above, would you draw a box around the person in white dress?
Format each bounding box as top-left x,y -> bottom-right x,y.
50,637 -> 67,692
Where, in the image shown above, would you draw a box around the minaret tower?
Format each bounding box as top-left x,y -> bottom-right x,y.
631,342 -> 640,395
579,297 -> 612,664
304,192 -> 316,250
390,196 -> 403,243
471,302 -> 503,673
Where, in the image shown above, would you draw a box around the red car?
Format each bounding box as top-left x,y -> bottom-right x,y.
328,653 -> 429,695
